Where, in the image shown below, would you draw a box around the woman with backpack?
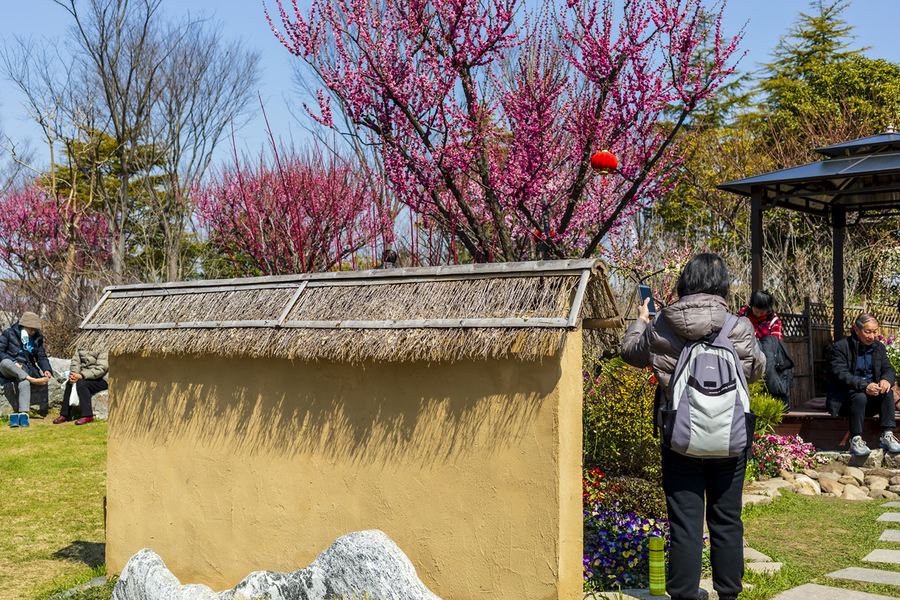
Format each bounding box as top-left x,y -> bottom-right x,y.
621,253 -> 765,600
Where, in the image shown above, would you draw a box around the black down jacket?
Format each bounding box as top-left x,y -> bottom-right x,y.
758,335 -> 794,397
0,321 -> 51,377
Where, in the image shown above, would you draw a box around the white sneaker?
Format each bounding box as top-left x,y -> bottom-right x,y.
849,435 -> 871,456
881,432 -> 900,453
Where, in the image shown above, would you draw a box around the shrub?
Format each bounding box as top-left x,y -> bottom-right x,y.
749,380 -> 785,435
583,357 -> 660,479
597,476 -> 667,522
42,319 -> 79,358
583,468 -> 611,509
583,502 -> 669,591
747,434 -> 831,479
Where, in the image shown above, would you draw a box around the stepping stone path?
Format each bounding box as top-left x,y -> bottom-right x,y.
773,583 -> 898,599
876,512 -> 900,522
864,549 -> 900,563
807,496 -> 900,599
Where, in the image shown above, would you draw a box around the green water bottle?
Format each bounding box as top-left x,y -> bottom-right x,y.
648,536 -> 666,596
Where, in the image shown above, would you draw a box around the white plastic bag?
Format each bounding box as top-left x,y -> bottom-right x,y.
67,382 -> 79,407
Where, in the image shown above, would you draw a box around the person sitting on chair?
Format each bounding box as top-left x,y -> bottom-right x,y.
827,313 -> 900,456
54,347 -> 108,425
0,311 -> 52,428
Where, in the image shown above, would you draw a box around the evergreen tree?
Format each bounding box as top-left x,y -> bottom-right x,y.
757,0 -> 898,135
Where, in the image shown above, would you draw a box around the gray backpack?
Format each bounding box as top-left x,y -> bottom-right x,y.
659,314 -> 756,458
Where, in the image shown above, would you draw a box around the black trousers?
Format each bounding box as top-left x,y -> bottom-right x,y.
661,446 -> 746,600
61,379 -> 108,418
839,389 -> 895,437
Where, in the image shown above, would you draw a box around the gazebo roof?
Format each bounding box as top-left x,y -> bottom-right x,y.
815,131 -> 900,157
716,128 -> 900,340
716,129 -> 900,218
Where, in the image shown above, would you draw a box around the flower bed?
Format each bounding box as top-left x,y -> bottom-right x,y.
747,433 -> 830,479
583,501 -> 669,591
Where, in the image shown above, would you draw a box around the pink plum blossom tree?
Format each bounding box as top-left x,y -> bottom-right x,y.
0,181 -> 109,318
196,145 -> 389,275
267,0 -> 742,262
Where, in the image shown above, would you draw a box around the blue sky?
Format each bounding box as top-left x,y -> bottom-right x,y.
1,0 -> 898,174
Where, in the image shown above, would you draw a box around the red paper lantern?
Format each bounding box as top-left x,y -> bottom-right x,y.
590,151 -> 618,176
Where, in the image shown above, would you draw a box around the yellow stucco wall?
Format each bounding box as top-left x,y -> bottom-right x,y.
106,333 -> 582,600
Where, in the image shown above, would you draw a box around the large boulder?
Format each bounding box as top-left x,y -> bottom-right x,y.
848,448 -> 884,469
111,530 -> 443,600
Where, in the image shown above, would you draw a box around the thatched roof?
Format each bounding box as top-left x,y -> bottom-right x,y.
77,259 -> 622,363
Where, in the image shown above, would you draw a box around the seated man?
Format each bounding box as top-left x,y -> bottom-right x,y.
54,347 -> 108,425
0,311 -> 52,428
827,313 -> 900,456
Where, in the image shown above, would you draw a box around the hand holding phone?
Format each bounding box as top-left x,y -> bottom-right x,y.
638,284 -> 656,319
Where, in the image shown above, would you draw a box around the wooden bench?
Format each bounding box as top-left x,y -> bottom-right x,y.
773,408 -> 900,451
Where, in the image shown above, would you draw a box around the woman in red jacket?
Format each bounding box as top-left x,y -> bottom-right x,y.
737,289 -> 783,340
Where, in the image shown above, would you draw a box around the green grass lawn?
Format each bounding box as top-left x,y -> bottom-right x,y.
8,413 -> 900,600
0,413 -> 111,600
742,491 -> 900,598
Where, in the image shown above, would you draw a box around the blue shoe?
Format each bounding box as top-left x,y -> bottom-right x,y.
850,435 -> 871,456
18,414 -> 29,427
881,432 -> 900,453
8,414 -> 18,427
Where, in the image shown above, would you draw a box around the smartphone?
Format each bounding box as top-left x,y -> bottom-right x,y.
638,284 -> 657,317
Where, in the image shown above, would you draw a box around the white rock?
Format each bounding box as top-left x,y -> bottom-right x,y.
793,475 -> 821,496
111,530 -> 443,600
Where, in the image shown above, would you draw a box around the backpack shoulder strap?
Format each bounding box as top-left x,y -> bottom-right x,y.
713,314 -> 739,346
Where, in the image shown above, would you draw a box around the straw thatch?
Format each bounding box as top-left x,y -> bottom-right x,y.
77,259 -> 622,363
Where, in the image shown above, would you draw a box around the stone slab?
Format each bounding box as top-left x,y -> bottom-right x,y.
878,513 -> 900,522
741,493 -> 773,506
54,576 -> 108,599
863,549 -> 900,564
880,529 -> 900,542
882,502 -> 900,507
828,566 -> 900,586
774,583 -> 898,599
743,547 -> 773,562
584,587 -> 707,599
745,561 -> 782,573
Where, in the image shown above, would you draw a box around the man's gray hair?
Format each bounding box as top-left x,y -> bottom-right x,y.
855,313 -> 878,329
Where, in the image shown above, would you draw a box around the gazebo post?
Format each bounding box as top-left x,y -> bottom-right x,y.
833,206 -> 846,340
750,186 -> 763,291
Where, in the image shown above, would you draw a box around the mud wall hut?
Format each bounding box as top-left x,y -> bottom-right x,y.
77,259 -> 621,600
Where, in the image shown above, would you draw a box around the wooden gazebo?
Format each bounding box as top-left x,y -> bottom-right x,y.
717,127 -> 900,341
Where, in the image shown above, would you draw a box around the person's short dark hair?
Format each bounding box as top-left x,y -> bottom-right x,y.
676,253 -> 730,299
749,289 -> 775,312
855,313 -> 878,330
